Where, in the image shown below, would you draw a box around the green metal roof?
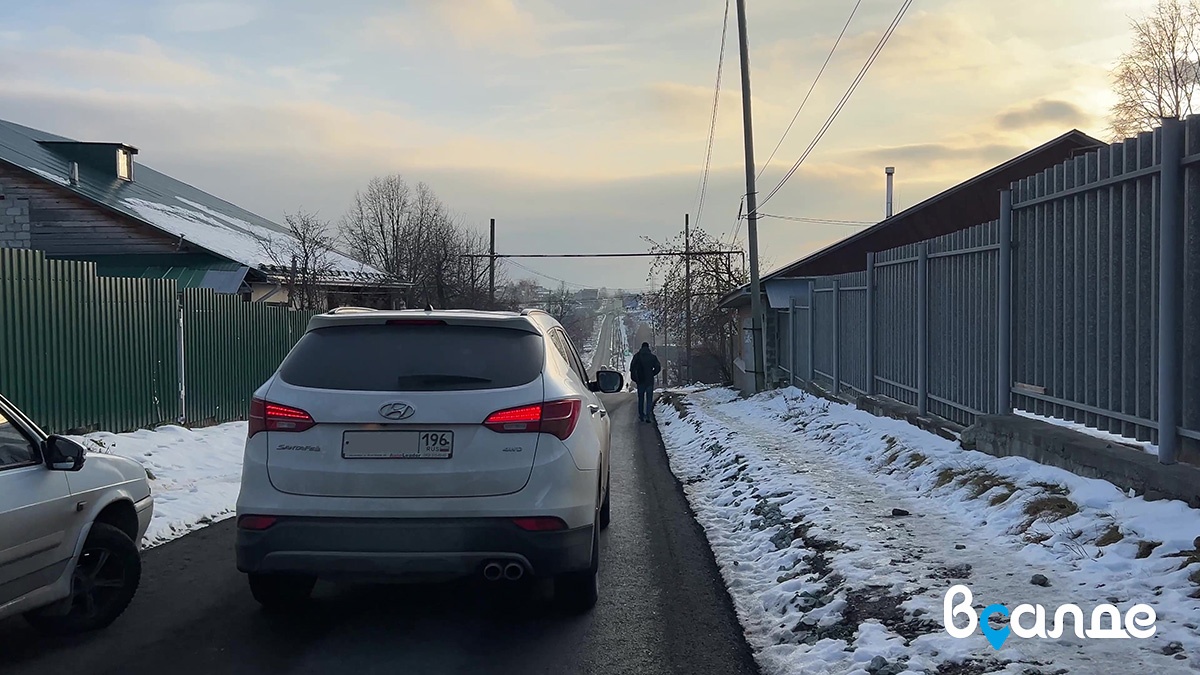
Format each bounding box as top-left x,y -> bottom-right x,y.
63,253 -> 251,293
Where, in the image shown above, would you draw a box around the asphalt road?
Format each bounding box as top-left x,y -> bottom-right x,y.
589,310 -> 619,378
0,394 -> 759,675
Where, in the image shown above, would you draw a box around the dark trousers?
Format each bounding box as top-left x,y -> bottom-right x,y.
637,382 -> 655,419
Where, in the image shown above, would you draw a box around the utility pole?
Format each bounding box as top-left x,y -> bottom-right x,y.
488,218 -> 496,309
736,0 -> 766,394
684,213 -> 692,385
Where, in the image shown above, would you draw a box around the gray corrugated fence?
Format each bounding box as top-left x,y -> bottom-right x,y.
784,117 -> 1200,464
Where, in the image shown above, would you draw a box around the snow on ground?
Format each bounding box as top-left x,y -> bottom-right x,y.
72,423 -> 246,549
618,312 -> 633,375
657,387 -> 1200,675
580,313 -> 606,370
1015,409 -> 1158,457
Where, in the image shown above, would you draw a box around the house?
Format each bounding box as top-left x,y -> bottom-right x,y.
0,118 -> 406,306
719,129 -> 1105,394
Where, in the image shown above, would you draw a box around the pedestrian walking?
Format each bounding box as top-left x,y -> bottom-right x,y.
628,342 -> 662,423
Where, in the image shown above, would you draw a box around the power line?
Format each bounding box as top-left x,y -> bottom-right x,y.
757,0 -> 913,211
694,0 -> 732,231
506,259 -> 655,293
756,0 -> 862,183
755,212 -> 875,226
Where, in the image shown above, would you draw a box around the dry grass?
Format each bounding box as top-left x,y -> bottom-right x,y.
1095,525 -> 1124,547
906,453 -> 928,469
1030,481 -> 1069,496
1135,541 -> 1162,559
964,471 -> 1018,499
935,468 -> 960,488
1023,495 -> 1079,524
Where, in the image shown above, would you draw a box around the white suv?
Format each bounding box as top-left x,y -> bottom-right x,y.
235,308 -> 623,613
0,393 -> 153,633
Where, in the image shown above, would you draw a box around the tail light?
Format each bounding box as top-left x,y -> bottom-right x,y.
237,515 -> 278,530
248,397 -> 316,438
511,516 -> 567,531
483,399 -> 582,441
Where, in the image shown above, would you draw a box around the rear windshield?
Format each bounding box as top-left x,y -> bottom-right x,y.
278,324 -> 545,391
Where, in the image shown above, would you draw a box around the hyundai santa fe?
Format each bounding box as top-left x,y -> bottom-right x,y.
235,307 -> 623,613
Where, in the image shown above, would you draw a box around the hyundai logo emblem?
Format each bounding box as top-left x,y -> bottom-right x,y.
379,402 -> 415,420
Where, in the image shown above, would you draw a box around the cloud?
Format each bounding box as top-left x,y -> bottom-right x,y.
995,99 -> 1089,130
852,141 -> 1026,167
161,2 -> 258,33
362,0 -> 617,62
364,0 -> 548,57
0,37 -> 220,87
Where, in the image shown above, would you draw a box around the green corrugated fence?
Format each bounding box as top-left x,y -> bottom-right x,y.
0,248 -> 317,434
182,289 -> 317,425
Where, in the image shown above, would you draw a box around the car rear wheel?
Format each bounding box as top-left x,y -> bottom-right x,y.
554,520 -> 599,614
248,573 -> 316,610
25,523 -> 141,634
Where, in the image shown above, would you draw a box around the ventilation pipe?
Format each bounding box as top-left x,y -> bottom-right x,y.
68,161 -> 79,186
885,166 -> 895,219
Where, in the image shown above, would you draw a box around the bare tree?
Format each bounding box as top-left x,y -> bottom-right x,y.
644,228 -> 747,384
1110,0 -> 1200,139
339,174 -> 502,309
260,210 -> 337,311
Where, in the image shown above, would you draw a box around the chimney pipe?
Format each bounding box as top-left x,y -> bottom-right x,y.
68,161 -> 79,186
885,166 -> 895,219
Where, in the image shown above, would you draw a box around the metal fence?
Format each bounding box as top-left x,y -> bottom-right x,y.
0,248 -> 317,434
0,248 -> 178,433
782,117 -> 1200,464
182,289 -> 317,426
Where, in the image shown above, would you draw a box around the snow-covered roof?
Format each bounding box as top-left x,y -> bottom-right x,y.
0,118 -> 397,286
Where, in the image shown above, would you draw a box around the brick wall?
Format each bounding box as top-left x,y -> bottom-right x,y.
0,181 -> 31,248
0,163 -> 177,255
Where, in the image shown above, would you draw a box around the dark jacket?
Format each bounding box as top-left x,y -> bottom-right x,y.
629,347 -> 661,386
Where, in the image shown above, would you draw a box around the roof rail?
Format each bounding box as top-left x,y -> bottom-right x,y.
520,308 -> 550,317
327,306 -> 378,315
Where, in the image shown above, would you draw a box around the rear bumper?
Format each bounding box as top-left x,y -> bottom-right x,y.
236,516 -> 594,581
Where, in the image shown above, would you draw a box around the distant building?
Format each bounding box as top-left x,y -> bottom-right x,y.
0,118 -> 407,306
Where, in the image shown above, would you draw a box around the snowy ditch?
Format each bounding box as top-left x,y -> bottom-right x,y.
656,387 -> 1200,675
73,423 -> 247,549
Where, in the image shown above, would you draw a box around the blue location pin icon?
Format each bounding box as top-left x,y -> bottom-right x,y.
979,604 -> 1011,650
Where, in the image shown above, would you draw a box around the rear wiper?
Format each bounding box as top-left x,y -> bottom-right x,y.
395,374 -> 494,385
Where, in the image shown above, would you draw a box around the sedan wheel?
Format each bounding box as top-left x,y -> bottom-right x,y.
25,523 -> 141,634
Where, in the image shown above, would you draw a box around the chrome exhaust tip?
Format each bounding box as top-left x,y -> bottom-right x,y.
503,562 -> 524,581
483,562 -> 503,581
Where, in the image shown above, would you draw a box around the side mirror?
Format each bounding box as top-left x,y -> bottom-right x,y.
45,435 -> 86,472
592,369 -> 624,394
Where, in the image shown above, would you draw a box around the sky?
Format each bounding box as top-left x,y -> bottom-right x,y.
0,0 -> 1154,291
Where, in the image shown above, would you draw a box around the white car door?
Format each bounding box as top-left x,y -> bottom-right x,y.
0,404 -> 75,610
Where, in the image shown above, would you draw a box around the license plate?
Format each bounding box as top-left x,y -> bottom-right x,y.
342,431 -> 454,459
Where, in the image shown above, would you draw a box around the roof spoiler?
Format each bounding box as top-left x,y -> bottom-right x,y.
327,306 -> 378,315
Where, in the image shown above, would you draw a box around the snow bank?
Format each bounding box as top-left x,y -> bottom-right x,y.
580,313 -> 606,370
657,387 -> 1200,674
74,423 -> 246,549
